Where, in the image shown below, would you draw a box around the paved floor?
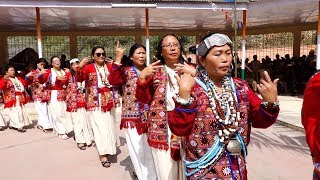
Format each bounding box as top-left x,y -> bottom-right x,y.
0,96 -> 313,180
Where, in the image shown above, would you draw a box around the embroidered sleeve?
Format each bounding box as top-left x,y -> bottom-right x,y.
38,71 -> 50,84
302,74 -> 320,163
136,76 -> 153,104
168,102 -> 197,136
247,81 -> 279,128
108,63 -> 125,87
76,66 -> 89,82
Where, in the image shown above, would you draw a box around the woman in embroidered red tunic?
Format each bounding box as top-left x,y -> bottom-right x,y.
302,72 -> 320,179
0,64 -> 32,132
136,34 -> 193,180
76,46 -> 120,168
109,43 -> 156,180
25,58 -> 52,132
38,56 -> 72,140
167,33 -> 280,180
65,58 -> 92,150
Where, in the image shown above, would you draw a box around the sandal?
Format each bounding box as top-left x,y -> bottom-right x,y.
77,143 -> 86,150
35,125 -> 43,130
101,160 -> 111,168
17,128 -> 26,132
43,128 -> 53,133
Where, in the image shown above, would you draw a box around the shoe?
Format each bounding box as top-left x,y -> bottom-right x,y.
59,134 -> 69,140
77,143 -> 86,150
0,126 -> 5,131
101,160 -> 111,168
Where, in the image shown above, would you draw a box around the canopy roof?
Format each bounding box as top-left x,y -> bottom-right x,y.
0,0 -> 317,32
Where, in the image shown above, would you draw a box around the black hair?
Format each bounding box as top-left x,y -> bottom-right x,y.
50,56 -> 60,65
5,63 -> 15,72
91,46 -> 105,56
155,34 -> 185,64
39,58 -> 49,69
121,43 -> 146,67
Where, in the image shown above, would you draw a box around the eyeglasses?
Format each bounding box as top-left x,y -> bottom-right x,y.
162,43 -> 181,49
95,53 -> 106,57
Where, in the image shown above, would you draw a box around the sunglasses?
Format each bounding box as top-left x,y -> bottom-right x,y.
95,53 -> 106,57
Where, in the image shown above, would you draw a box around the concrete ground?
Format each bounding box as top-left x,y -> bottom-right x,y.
0,95 -> 314,180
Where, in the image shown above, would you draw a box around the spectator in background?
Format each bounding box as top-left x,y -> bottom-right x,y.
187,45 -> 197,65
60,54 -> 68,69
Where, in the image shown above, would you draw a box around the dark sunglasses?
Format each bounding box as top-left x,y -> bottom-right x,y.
95,53 -> 106,57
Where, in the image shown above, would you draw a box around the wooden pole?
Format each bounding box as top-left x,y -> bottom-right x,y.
233,0 -> 238,78
241,10 -> 247,79
36,7 -> 43,58
145,8 -> 150,65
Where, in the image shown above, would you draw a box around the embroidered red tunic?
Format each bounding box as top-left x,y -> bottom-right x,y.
168,78 -> 279,180
109,65 -> 148,135
25,69 -> 46,102
302,72 -> 320,173
65,73 -> 86,112
0,76 -> 30,108
38,69 -> 68,102
76,63 -> 115,112
136,67 -> 181,152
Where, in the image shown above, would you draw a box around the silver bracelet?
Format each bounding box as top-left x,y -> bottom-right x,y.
174,94 -> 195,106
261,100 -> 280,108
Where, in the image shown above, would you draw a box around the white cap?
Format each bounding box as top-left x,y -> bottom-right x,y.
70,58 -> 80,65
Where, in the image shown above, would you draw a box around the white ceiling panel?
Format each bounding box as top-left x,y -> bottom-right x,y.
0,0 -> 317,32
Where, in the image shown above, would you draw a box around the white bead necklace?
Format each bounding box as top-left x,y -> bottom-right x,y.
199,67 -> 240,144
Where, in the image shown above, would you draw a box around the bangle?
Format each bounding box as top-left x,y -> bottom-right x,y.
261,100 -> 280,109
174,94 -> 195,106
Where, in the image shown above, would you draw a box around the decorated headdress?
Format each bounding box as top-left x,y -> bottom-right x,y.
198,33 -> 232,57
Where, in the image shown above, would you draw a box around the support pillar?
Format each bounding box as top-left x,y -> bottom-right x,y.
293,30 -> 301,58
0,33 -> 8,71
70,34 -> 78,59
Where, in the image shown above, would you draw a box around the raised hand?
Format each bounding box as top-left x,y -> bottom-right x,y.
26,71 -> 36,78
174,62 -> 196,76
37,63 -> 44,70
139,60 -> 163,82
115,41 -> 125,64
63,68 -> 70,74
176,73 -> 196,99
257,71 -> 279,103
39,69 -> 48,75
79,57 -> 91,69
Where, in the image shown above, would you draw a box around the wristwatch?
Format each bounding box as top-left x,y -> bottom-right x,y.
261,100 -> 280,109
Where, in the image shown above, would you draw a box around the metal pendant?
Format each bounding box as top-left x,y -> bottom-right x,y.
226,137 -> 242,156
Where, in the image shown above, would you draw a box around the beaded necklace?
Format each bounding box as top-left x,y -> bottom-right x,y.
95,63 -> 111,87
52,68 -> 66,88
198,66 -> 240,144
9,77 -> 22,91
